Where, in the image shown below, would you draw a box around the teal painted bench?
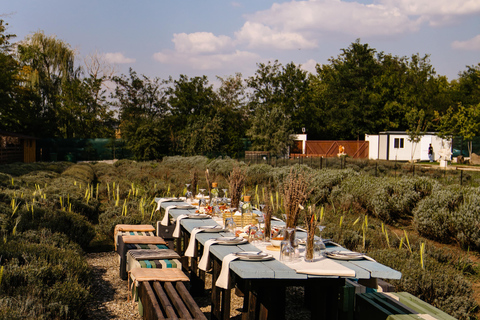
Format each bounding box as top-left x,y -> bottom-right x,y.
355,292 -> 456,320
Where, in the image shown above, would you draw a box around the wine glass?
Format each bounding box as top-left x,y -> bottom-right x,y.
225,217 -> 236,234
222,189 -> 228,205
185,184 -> 193,201
199,188 -> 206,206
316,226 -> 327,253
280,240 -> 294,262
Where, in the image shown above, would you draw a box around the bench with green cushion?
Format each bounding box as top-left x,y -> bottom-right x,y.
355,292 -> 456,320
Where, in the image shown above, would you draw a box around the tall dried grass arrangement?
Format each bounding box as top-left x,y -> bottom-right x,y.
263,200 -> 273,241
282,168 -> 314,228
229,165 -> 246,209
190,170 -> 198,195
304,205 -> 321,260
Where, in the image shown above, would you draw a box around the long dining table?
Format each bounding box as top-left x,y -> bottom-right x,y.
155,198 -> 402,320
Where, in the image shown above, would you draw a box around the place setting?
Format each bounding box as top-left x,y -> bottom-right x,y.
184,225 -> 226,257
215,250 -> 274,289
198,236 -> 248,271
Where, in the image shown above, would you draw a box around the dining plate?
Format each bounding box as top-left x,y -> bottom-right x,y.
234,251 -> 274,261
172,205 -> 197,210
187,213 -> 210,219
324,251 -> 365,260
197,225 -> 225,232
214,237 -> 247,245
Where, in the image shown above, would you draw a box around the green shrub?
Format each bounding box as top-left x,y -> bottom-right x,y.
16,207 -> 95,250
452,189 -> 480,250
371,248 -> 478,320
61,163 -> 95,184
0,233 -> 90,319
413,185 -> 463,244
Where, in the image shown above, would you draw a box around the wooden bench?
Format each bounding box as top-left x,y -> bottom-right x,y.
130,268 -> 207,320
139,280 -> 207,320
355,292 -> 456,320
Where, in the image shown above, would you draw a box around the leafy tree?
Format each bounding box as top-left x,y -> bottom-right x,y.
111,69 -> 170,160
405,108 -> 428,162
313,40 -> 450,139
167,75 -> 220,155
246,104 -> 293,156
246,61 -> 308,154
215,73 -> 247,157
17,31 -> 79,137
436,104 -> 480,157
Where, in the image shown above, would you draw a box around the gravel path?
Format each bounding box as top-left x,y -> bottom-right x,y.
84,251 -> 244,320
84,251 -> 309,319
85,252 -> 142,320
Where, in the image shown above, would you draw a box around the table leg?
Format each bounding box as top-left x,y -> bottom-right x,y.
211,257 -> 221,320
306,278 -> 345,320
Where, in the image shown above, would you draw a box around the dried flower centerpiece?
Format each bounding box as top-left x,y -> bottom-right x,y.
282,167 -> 314,229
228,165 -> 246,210
304,205 -> 323,262
282,167 -> 314,246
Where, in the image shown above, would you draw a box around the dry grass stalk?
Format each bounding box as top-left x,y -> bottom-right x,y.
190,170 -> 198,195
282,168 -> 314,228
304,205 -> 320,260
263,200 -> 273,241
205,169 -> 211,203
229,165 -> 246,209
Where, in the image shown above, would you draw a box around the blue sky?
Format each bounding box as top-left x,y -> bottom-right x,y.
3,0 -> 480,85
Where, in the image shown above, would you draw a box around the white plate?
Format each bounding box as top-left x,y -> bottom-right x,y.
187,213 -> 210,219
197,225 -> 225,232
173,205 -> 197,210
214,237 -> 247,245
235,251 -> 274,261
324,251 -> 365,260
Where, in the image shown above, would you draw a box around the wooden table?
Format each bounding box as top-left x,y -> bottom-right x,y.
155,198 -> 402,320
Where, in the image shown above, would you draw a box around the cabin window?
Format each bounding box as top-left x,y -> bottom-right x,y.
394,138 -> 404,149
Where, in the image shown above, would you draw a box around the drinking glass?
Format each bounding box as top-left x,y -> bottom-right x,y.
280,240 -> 294,263
225,217 -> 236,234
248,225 -> 258,243
317,226 -> 326,252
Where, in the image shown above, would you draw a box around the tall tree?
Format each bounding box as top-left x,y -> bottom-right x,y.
167,75 -> 220,155
17,31 -> 79,137
112,69 -> 169,160
246,61 -> 308,154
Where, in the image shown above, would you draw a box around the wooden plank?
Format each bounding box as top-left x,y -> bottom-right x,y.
164,281 -> 190,319
141,281 -> 165,320
175,282 -> 208,320
152,281 -> 178,320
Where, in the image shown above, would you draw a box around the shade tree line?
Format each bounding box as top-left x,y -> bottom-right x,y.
1,22 -> 479,160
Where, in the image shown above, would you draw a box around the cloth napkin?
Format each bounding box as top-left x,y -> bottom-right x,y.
263,246 -> 356,277
173,214 -> 189,238
160,205 -> 178,226
292,257 -> 356,277
184,228 -> 205,257
198,238 -> 219,271
215,253 -> 239,289
155,198 -> 181,212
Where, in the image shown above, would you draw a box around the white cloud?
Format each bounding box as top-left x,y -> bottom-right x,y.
300,59 -> 318,74
452,35 -> 480,51
381,0 -> 480,16
153,50 -> 259,71
236,21 -> 316,50
104,52 -> 135,64
244,0 -> 420,41
173,32 -> 234,54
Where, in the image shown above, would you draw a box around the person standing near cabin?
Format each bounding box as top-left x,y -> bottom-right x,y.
428,144 -> 433,162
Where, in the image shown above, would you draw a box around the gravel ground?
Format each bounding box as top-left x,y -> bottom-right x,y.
85,251 -> 309,319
